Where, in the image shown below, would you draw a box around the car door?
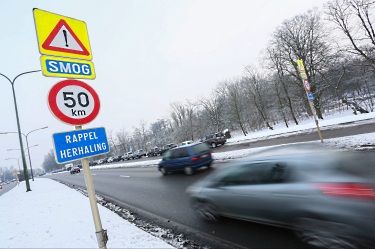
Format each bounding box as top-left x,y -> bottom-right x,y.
163,148 -> 189,171
214,162 -> 292,224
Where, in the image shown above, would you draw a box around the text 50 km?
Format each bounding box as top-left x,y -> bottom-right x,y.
40,55 -> 96,79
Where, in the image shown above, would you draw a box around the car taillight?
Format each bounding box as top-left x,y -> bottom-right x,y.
316,183 -> 375,200
191,157 -> 199,161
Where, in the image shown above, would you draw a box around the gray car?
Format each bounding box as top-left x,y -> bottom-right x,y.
187,144 -> 375,248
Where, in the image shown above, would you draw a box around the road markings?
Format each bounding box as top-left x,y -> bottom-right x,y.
120,175 -> 130,178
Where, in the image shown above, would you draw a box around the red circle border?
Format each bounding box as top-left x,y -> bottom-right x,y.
48,79 -> 100,125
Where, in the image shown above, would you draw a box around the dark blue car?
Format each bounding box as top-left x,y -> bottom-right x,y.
158,142 -> 213,175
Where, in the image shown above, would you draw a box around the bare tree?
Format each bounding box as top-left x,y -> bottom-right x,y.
116,127 -> 131,153
243,66 -> 274,130
326,0 -> 375,67
199,88 -> 226,133
266,47 -> 299,125
270,8 -> 335,119
107,130 -> 118,155
222,80 -> 248,135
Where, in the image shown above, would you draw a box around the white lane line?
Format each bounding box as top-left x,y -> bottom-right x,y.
120,175 -> 130,178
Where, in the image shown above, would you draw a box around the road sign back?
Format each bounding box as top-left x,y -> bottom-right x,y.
33,9 -> 92,60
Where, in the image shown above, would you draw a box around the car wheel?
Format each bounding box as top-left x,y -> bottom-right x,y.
211,142 -> 216,148
194,201 -> 219,222
184,167 -> 193,175
293,217 -> 359,249
160,167 -> 167,175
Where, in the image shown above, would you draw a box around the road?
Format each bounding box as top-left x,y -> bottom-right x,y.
45,120 -> 375,248
47,165 -> 305,249
0,181 -> 17,196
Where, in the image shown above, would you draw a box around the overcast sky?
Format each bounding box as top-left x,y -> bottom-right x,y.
0,0 -> 328,170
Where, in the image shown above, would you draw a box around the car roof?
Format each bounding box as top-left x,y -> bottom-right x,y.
170,142 -> 203,149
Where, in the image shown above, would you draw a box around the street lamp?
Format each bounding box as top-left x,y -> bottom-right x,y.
7,144 -> 39,180
2,126 -> 47,181
0,70 -> 41,191
7,144 -> 39,151
5,157 -> 24,172
6,156 -> 27,182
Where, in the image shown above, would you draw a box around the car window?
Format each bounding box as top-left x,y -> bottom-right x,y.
192,143 -> 210,154
219,162 -> 289,186
172,148 -> 189,158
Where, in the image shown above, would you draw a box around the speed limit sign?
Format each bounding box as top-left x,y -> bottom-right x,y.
48,79 -> 100,125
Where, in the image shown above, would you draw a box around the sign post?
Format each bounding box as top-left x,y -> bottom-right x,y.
76,125 -> 108,249
297,60 -> 323,143
35,8 -> 107,247
47,79 -> 108,248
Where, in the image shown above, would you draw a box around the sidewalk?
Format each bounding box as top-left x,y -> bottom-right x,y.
0,178 -> 174,248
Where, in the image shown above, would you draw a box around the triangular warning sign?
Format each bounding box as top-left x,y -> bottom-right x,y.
42,19 -> 90,56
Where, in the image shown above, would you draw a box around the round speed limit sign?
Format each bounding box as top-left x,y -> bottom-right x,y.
48,79 -> 100,125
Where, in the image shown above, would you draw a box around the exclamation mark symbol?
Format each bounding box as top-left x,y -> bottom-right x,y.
63,30 -> 69,47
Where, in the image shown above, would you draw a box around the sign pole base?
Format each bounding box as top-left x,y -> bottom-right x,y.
76,125 -> 108,249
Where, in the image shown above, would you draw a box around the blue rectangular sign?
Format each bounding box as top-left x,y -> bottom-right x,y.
52,127 -> 109,164
40,55 -> 96,79
308,92 -> 314,101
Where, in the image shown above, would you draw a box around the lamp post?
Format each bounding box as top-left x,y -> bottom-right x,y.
7,144 -> 39,181
6,157 -> 27,182
2,126 -> 48,181
0,70 -> 41,191
5,157 -> 23,172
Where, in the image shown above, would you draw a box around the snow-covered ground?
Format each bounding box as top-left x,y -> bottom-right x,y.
1,109 -> 374,248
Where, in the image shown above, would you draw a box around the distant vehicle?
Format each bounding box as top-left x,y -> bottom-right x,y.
200,132 -> 226,148
70,166 -> 80,174
113,155 -> 123,162
107,156 -> 115,163
89,160 -> 97,166
147,147 -> 160,157
180,140 -> 194,146
123,152 -> 134,160
133,149 -> 146,159
65,163 -> 73,171
158,142 -> 213,176
187,144 -> 375,248
159,143 -> 178,156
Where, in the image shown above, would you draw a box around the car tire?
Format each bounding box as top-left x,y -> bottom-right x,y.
194,201 -> 219,222
211,142 -> 216,148
184,167 -> 193,175
160,167 -> 167,175
293,217 -> 359,249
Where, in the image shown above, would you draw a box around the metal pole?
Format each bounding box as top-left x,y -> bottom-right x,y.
10,82 -> 31,191
307,97 -> 323,142
2,126 -> 47,181
296,60 -> 323,143
24,135 -> 34,181
75,125 -> 108,249
0,70 -> 41,192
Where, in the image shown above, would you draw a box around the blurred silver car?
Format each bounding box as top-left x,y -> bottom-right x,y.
187,144 -> 375,248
